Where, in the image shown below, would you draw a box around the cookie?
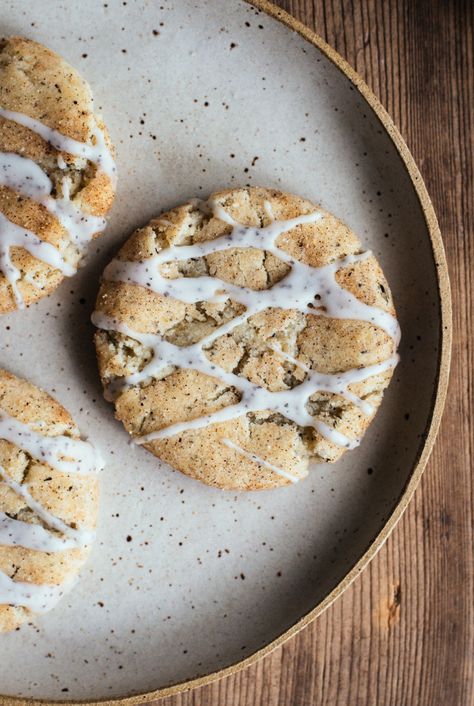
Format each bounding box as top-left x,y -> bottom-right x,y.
0,36 -> 116,313
0,368 -> 101,631
93,187 -> 400,490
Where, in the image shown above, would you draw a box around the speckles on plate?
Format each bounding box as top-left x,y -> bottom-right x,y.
0,0 -> 444,699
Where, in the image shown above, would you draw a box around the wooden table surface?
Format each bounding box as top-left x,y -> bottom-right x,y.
156,1 -> 474,704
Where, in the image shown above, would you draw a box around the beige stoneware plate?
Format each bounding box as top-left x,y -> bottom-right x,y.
0,0 -> 450,703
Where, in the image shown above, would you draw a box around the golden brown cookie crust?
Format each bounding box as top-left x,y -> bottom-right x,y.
94,187 -> 398,490
0,368 -> 99,631
0,36 -> 115,313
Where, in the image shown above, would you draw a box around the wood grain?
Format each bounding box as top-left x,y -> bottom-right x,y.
155,1 -> 474,704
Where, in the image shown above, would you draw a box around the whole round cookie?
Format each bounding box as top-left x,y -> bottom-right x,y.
0,368 -> 101,631
0,36 -> 116,313
93,187 -> 400,490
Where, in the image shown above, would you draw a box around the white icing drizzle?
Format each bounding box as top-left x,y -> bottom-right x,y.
0,464 -> 95,549
0,211 -> 76,307
0,570 -> 68,613
313,420 -> 360,449
268,344 -> 399,416
0,108 -> 116,307
93,201 -> 400,452
0,411 -> 103,476
0,153 -> 106,247
0,152 -> 51,198
0,108 -> 116,184
221,438 -> 300,484
0,512 -> 84,552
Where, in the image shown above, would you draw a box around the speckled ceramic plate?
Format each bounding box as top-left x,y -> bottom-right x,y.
0,0 -> 450,703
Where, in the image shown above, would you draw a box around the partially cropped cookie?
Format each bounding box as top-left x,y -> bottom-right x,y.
0,368 -> 101,631
0,36 -> 116,312
93,187 -> 400,490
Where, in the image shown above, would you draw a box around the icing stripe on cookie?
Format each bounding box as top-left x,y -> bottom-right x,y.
0,411 -> 103,476
221,438 -> 300,483
0,152 -> 107,247
0,569 -> 70,613
0,211 -> 76,307
0,464 -> 95,549
0,512 -> 88,552
0,108 -> 116,183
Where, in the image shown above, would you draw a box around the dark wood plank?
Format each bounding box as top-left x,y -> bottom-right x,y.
156,1 -> 474,704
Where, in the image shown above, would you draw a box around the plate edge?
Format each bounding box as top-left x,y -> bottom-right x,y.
0,1 -> 452,704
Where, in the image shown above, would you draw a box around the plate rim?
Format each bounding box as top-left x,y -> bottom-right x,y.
0,1 -> 452,704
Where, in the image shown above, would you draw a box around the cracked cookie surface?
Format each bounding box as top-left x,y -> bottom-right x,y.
93,187 -> 399,490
